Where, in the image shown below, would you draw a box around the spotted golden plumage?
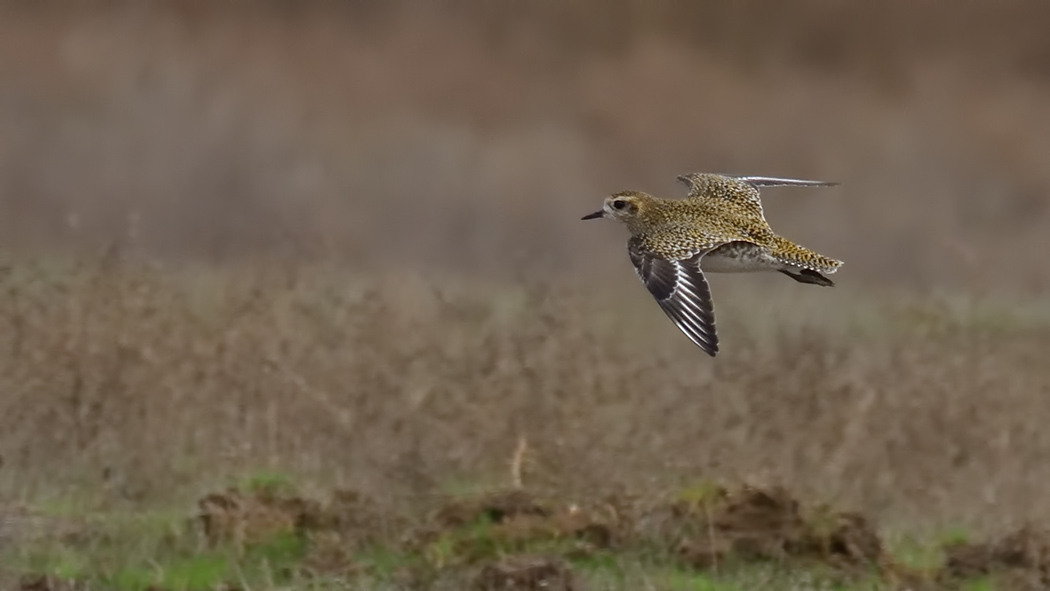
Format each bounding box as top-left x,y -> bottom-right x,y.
581,172 -> 844,356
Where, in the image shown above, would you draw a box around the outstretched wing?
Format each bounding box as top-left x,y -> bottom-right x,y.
628,236 -> 719,356
676,173 -> 839,221
676,173 -> 765,220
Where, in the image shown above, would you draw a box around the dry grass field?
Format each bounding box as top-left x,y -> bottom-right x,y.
2,1 -> 1050,589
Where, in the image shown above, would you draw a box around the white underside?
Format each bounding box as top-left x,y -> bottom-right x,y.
700,250 -> 783,273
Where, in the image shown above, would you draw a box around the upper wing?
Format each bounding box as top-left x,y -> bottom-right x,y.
675,173 -> 839,221
676,173 -> 765,220
628,237 -> 719,356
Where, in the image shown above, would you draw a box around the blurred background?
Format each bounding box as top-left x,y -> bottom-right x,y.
2,0 -> 1050,540
3,0 -> 1050,289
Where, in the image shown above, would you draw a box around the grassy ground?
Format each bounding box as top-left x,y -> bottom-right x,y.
1,471 -> 1042,590
0,471 -> 1029,590
1,257 -> 1049,590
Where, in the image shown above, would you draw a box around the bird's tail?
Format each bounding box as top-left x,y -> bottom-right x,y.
770,236 -> 844,276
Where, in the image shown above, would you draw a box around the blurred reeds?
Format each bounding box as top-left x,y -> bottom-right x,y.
1,1 -> 1049,287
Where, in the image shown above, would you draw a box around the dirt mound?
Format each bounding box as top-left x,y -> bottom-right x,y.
409,484 -> 886,581
644,485 -> 883,573
196,485 -> 398,577
941,525 -> 1050,589
197,487 -> 316,547
473,554 -> 576,591
432,489 -> 552,528
198,486 -> 392,540
408,488 -> 622,565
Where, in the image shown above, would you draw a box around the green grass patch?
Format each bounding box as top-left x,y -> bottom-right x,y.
235,469 -> 300,497
3,484 -> 1023,591
4,509 -> 309,590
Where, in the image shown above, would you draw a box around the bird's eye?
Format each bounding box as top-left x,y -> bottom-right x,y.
612,200 -> 626,210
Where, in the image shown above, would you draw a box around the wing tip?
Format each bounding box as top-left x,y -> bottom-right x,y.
678,328 -> 719,357
664,303 -> 720,357
688,328 -> 719,356
734,175 -> 841,188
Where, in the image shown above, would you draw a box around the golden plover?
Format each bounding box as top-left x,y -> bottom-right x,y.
582,172 -> 843,356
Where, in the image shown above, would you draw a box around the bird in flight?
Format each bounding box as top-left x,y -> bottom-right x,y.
581,173 -> 843,356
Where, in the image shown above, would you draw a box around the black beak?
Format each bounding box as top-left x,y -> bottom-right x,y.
581,210 -> 604,220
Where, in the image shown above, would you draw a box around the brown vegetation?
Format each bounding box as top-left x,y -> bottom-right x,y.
0,257 -> 1048,537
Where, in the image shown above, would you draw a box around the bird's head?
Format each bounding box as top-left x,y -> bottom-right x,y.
581,191 -> 654,225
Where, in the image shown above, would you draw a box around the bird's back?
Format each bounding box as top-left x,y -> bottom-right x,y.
687,198 -> 842,274
642,188 -> 777,255
645,175 -> 843,274
634,199 -> 755,259
681,174 -> 767,219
